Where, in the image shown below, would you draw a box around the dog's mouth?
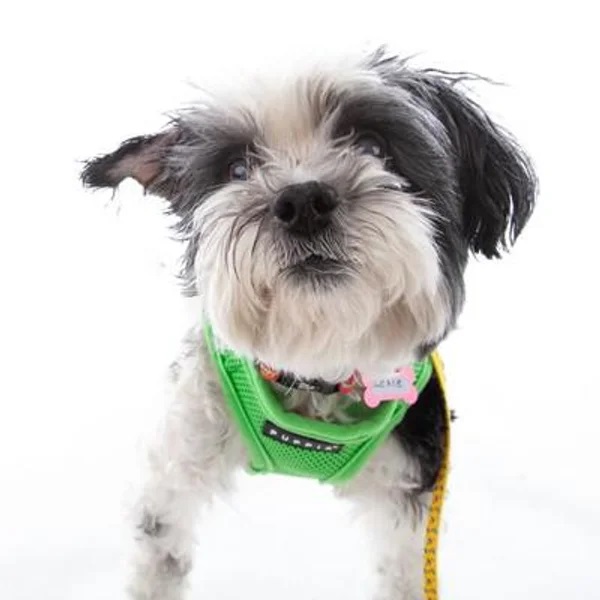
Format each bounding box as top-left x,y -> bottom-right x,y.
283,254 -> 350,285
296,254 -> 344,271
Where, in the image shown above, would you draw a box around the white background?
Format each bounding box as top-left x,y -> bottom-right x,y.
1,1 -> 599,599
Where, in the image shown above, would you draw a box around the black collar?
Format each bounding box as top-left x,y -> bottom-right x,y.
257,362 -> 354,395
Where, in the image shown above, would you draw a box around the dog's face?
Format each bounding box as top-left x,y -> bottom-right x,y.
83,52 -> 535,380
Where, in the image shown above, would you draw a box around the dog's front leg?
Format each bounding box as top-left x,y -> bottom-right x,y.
127,330 -> 245,600
336,439 -> 430,600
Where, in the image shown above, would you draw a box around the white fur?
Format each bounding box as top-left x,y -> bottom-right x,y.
127,327 -> 430,600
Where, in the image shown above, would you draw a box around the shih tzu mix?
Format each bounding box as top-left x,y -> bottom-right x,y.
82,50 -> 536,599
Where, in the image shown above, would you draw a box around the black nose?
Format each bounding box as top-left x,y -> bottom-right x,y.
273,181 -> 339,235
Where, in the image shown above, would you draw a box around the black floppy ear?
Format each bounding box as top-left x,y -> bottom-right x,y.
81,129 -> 180,198
402,72 -> 537,258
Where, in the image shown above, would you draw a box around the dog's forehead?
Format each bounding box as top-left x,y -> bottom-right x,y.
210,62 -> 384,150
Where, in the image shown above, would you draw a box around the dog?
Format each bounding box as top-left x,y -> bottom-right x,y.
81,49 -> 536,600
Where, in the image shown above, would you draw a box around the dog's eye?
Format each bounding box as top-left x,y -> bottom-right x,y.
228,158 -> 249,181
355,133 -> 386,158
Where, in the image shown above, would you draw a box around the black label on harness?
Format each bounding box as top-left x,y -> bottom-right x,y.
262,421 -> 344,453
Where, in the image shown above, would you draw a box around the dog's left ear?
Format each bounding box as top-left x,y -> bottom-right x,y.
399,71 -> 537,258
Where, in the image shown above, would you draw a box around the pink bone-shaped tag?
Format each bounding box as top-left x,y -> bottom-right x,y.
361,366 -> 418,409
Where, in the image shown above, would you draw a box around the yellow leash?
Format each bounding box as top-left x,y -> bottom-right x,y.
423,352 -> 451,600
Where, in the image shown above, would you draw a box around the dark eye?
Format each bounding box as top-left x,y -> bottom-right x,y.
228,158 -> 249,181
355,133 -> 386,158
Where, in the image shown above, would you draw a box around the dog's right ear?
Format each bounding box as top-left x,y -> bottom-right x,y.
81,129 -> 180,198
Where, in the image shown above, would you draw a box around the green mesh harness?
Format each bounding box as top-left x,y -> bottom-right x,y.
204,327 -> 433,484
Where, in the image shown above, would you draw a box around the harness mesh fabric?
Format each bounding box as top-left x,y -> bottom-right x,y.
204,327 -> 433,484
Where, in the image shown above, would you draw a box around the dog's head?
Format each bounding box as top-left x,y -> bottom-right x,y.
82,52 -> 536,380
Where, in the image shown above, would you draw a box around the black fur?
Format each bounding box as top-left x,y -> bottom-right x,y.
139,512 -> 167,538
334,84 -> 468,334
407,75 -> 535,258
373,53 -> 537,258
81,134 -> 164,189
394,370 -> 448,492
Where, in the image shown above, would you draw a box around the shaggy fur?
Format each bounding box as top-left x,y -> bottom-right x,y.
82,50 -> 536,599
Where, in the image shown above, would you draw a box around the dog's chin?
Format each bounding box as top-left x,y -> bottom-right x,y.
201,233 -> 449,381
206,271 -> 445,380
